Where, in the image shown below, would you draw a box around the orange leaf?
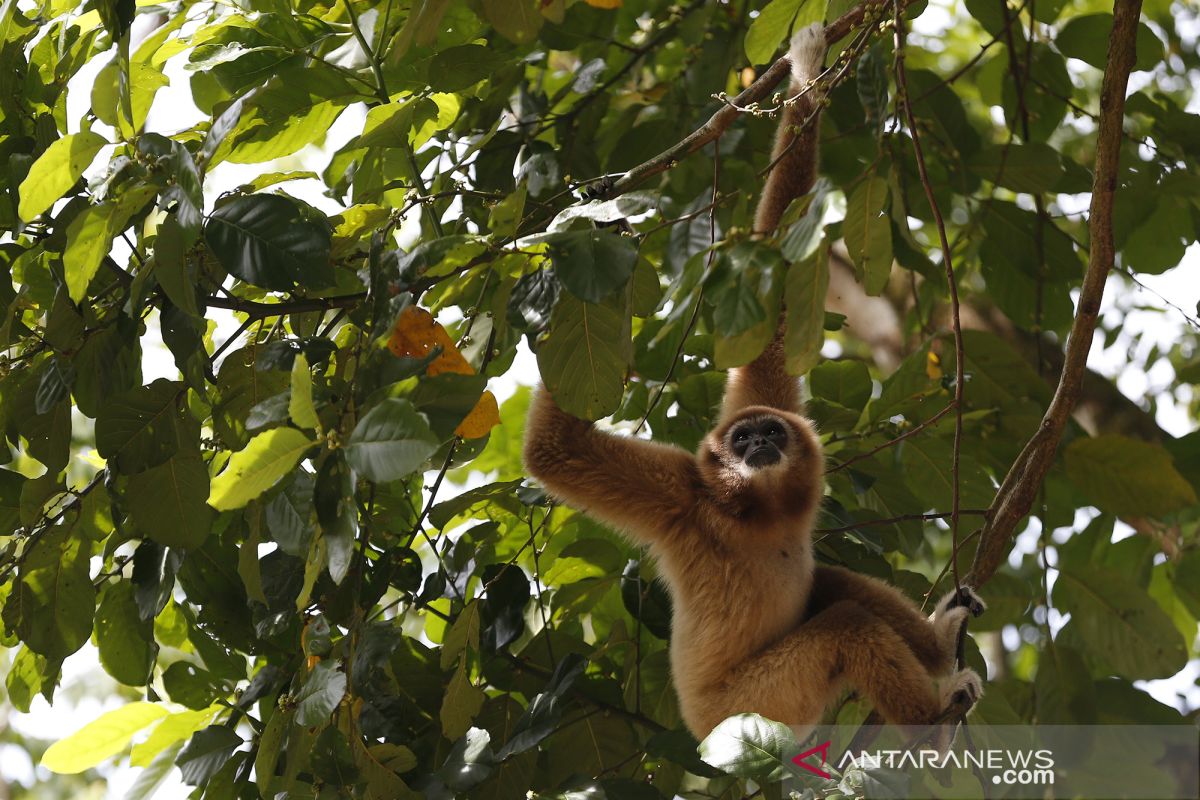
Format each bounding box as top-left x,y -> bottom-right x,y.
388,306 -> 474,376
583,0 -> 621,7
455,391 -> 500,439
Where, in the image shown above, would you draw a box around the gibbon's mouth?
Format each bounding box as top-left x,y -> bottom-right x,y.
745,445 -> 781,468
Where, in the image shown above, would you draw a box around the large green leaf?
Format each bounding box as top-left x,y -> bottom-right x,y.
1053,566 -> 1188,679
42,702 -> 169,774
842,174 -> 892,295
967,143 -> 1065,193
95,582 -> 156,686
344,399 -> 439,482
783,248 -> 829,375
18,131 -> 108,220
95,380 -> 190,474
536,292 -> 630,420
9,522 -> 95,660
208,427 -> 314,511
1065,435 -> 1197,517
125,455 -> 214,548
546,229 -> 638,304
294,659 -> 346,726
698,713 -> 798,781
1056,14 -> 1163,72
204,194 -> 333,291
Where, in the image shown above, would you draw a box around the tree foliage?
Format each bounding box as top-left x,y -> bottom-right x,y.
0,0 -> 1198,796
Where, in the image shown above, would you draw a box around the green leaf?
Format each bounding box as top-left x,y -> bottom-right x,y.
546,229 -> 638,304
95,379 -> 189,474
294,659 -> 346,726
810,359 -> 871,411
177,725 -> 244,786
441,601 -> 482,670
11,523 -> 95,660
95,582 -> 156,686
1053,566 -> 1188,679
344,398 -> 439,482
536,292 -> 631,420
482,0 -> 543,45
130,706 -> 220,768
289,353 -> 319,429
842,174 -> 892,295
62,203 -> 116,303
427,45 -> 510,92
125,455 -> 214,549
1056,14 -> 1163,72
18,131 -> 108,220
41,702 -> 170,774
698,713 -> 798,780
780,178 -> 831,264
745,0 -> 812,66
152,214 -> 198,315
1065,435 -> 1197,517
442,654 -> 486,739
783,248 -> 829,375
204,194 -> 333,291
208,427 -> 314,511
967,143 -> 1065,193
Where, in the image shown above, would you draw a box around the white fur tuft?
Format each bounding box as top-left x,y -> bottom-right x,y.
788,22 -> 826,85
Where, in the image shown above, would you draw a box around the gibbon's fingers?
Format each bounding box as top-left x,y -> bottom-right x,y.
725,599 -> 943,730
523,387 -> 700,544
809,566 -> 954,675
931,586 -> 986,662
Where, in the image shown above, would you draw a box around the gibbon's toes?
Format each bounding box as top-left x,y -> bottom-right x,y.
940,668 -> 984,711
787,22 -> 826,80
951,586 -> 987,617
937,585 -> 986,618
580,175 -> 615,201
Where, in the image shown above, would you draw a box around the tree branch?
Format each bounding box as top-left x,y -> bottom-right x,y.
965,0 -> 1144,590
595,0 -> 910,200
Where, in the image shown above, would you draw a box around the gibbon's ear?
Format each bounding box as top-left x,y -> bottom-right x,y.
753,23 -> 828,236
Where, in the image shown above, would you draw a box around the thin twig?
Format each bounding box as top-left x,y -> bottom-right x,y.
894,2 -> 966,593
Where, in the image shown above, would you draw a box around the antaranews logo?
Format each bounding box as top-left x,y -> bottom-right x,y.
835,747 -> 1056,786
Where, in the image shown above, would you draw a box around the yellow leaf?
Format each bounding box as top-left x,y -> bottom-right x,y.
925,350 -> 943,381
42,702 -> 169,774
387,306 -> 473,376
455,391 -> 500,439
583,0 -> 621,7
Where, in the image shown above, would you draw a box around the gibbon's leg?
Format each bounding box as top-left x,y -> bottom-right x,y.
930,585 -> 987,667
523,387 -> 699,543
719,24 -> 827,422
726,599 -> 944,727
808,567 -> 955,675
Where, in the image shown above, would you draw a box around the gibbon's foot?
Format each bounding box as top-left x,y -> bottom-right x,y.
787,23 -> 826,82
580,175 -> 615,201
940,667 -> 984,711
944,585 -> 987,617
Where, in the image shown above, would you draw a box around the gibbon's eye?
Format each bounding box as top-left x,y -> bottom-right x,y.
763,422 -> 785,439
734,429 -> 750,444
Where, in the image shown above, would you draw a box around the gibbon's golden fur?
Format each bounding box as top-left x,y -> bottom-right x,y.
524,24 -> 983,740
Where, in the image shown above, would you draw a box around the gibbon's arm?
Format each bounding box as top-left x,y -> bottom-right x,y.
524,387 -> 700,543
720,24 -> 826,422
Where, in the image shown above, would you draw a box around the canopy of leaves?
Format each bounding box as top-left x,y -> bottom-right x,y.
0,0 -> 1198,796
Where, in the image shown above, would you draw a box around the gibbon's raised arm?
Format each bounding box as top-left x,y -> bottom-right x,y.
523,388 -> 699,543
719,25 -> 826,424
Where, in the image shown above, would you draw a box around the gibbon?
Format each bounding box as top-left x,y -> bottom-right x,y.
523,24 -> 984,740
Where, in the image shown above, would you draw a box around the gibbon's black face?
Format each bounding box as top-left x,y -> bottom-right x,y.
729,416 -> 789,469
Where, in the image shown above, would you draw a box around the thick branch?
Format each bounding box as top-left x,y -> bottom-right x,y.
597,0 -> 909,200
965,0 -> 1143,589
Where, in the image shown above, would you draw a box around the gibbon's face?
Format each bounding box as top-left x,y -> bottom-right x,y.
729,415 -> 789,469
699,406 -> 823,503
